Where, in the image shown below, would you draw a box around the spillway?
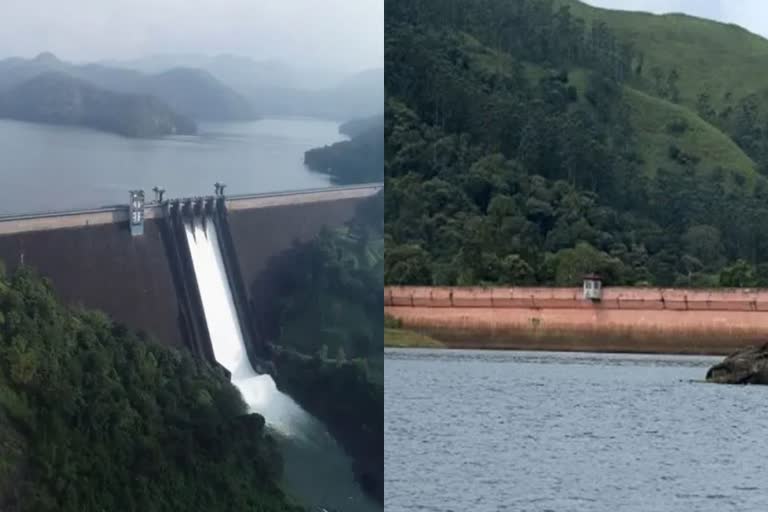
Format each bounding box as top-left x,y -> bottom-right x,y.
183,217 -> 306,434
183,214 -> 378,511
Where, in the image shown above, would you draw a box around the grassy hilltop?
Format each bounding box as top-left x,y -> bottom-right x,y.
559,0 -> 768,109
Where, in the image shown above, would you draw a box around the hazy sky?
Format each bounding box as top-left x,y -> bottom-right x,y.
1,0 -> 383,72
583,0 -> 768,40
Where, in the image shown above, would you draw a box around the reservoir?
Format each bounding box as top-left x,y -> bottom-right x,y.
385,348 -> 768,511
0,117 -> 341,215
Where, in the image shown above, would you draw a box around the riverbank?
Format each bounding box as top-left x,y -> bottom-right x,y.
384,328 -> 444,348
271,347 -> 383,505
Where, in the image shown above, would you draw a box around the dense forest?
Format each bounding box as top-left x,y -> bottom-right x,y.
0,265 -> 301,511
253,192 -> 384,501
305,115 -> 384,185
385,0 -> 768,288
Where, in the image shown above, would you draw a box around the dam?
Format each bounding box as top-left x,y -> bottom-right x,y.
385,284 -> 768,355
0,183 -> 382,360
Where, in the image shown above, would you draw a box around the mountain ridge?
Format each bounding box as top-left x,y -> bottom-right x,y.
0,53 -> 258,122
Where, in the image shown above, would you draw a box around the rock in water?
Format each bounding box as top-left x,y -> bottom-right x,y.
706,343 -> 768,384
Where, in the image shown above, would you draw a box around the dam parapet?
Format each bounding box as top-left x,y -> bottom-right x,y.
385,285 -> 768,355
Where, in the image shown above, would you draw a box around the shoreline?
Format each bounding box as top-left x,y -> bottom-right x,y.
384,327 -> 740,357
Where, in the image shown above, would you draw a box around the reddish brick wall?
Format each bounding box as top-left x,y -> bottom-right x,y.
385,286 -> 768,354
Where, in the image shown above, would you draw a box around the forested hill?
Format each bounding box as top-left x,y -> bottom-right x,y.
0,266 -> 299,511
385,0 -> 768,288
304,116 -> 384,184
0,72 -> 197,138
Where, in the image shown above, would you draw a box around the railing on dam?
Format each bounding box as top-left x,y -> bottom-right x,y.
385,286 -> 768,312
0,182 -> 383,235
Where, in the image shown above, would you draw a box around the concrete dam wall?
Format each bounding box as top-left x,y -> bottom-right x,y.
385,286 -> 768,355
0,184 -> 382,359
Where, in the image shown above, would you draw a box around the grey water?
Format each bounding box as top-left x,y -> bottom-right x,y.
385,348 -> 768,512
0,117 -> 341,215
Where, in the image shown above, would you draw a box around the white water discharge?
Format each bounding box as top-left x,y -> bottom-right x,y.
184,218 -> 306,434
184,217 -> 379,511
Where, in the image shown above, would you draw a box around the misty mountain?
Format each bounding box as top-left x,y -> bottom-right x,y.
0,71 -> 197,137
244,68 -> 384,121
102,53 -> 349,90
340,114 -> 384,138
0,53 -> 257,121
104,53 -> 383,121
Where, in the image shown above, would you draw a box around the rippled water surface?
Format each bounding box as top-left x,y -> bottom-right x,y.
0,117 -> 339,214
385,349 -> 768,511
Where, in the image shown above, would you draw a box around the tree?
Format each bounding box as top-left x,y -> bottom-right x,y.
553,242 -> 624,286
651,66 -> 665,97
682,225 -> 725,271
667,67 -> 680,103
696,92 -> 716,122
720,260 -> 758,287
385,244 -> 433,285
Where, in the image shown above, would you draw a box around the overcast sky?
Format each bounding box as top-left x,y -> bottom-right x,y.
583,0 -> 768,39
0,0 -> 383,72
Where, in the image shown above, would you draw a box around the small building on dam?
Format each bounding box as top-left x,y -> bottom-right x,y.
0,183 -> 382,365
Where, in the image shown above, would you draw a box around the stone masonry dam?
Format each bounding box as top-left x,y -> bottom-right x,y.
385,286 -> 768,355
0,184 -> 382,362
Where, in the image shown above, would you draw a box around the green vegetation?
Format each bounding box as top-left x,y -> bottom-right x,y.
558,0 -> 768,176
384,329 -> 443,348
272,348 -> 383,501
0,72 -> 197,138
304,115 -> 384,184
385,0 -> 768,288
383,315 -> 443,348
558,0 -> 768,110
0,266 -> 300,511
251,192 -> 384,502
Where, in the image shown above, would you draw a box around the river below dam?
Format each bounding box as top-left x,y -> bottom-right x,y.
385,348 -> 768,511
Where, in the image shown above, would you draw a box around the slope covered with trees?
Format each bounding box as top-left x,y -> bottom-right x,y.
557,0 -> 768,177
305,116 -> 384,185
0,265 -> 300,511
252,192 -> 384,501
385,0 -> 768,288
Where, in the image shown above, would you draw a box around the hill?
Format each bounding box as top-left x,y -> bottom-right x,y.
242,68 -> 384,121
305,116 -> 384,184
0,266 -> 299,511
138,68 -> 257,121
103,53 -> 382,121
384,0 -> 768,288
102,53 -> 349,90
0,72 -> 197,138
340,114 -> 384,138
0,53 -> 257,122
454,31 -> 758,179
558,0 -> 768,109
558,0 -> 768,173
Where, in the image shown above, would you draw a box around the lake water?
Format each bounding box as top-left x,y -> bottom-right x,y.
0,117 -> 341,215
385,348 -> 768,511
